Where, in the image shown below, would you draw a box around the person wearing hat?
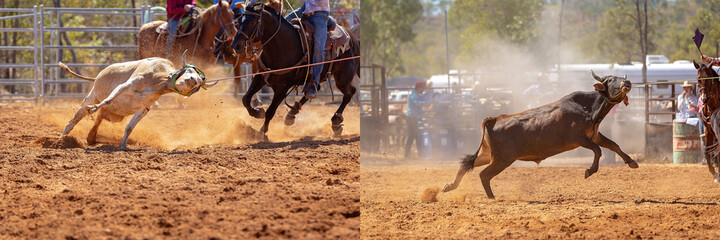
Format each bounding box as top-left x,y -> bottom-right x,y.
677,81 -> 699,120
405,81 -> 433,159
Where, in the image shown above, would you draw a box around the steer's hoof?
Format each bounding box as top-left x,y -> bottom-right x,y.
441,183 -> 454,192
251,107 -> 265,119
284,115 -> 296,126
84,105 -> 99,114
628,161 -> 639,169
714,177 -> 720,183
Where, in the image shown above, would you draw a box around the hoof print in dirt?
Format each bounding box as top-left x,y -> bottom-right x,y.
35,136 -> 84,149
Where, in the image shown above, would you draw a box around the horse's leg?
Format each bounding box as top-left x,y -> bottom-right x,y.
705,126 -> 716,176
284,97 -> 309,126
250,61 -> 264,108
330,66 -> 358,137
243,75 -> 267,119
257,86 -> 288,142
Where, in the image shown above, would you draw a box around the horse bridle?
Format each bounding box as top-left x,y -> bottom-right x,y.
236,5 -> 281,58
216,6 -> 236,42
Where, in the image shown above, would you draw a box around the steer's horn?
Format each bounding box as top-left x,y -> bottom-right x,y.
203,80 -> 219,88
624,74 -> 627,79
181,49 -> 188,66
590,70 -> 602,82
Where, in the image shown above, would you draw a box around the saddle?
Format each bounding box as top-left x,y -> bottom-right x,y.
290,16 -> 351,61
156,15 -> 200,37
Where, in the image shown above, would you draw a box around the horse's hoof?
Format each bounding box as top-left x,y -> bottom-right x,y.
251,99 -> 263,108
331,113 -> 344,125
332,125 -> 343,137
251,107 -> 265,119
284,115 -> 296,126
255,131 -> 268,142
584,169 -> 592,179
628,161 -> 639,168
87,138 -> 96,146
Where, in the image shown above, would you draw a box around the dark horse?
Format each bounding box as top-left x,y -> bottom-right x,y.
230,2 -> 360,140
694,60 -> 720,182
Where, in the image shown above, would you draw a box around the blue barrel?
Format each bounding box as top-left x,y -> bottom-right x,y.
418,126 -> 432,160
672,122 -> 701,164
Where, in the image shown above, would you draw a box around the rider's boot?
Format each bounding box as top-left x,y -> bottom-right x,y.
304,79 -> 317,99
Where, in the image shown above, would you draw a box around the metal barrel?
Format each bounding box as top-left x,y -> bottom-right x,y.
672,122 -> 702,164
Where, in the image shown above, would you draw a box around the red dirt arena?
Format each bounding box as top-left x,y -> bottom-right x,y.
361,156 -> 720,239
0,95 -> 359,239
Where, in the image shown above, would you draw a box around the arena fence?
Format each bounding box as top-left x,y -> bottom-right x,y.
0,5 -> 359,102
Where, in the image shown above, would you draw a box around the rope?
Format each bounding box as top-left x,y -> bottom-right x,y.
205,55 -> 359,83
633,76 -> 720,86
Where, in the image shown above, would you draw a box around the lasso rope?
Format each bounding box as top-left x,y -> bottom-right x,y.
633,76 -> 720,86
205,55 -> 360,83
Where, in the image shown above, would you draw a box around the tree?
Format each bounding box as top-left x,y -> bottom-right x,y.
362,0 -> 422,77
448,0 -> 544,68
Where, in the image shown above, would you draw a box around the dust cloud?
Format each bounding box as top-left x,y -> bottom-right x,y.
40,65 -> 359,150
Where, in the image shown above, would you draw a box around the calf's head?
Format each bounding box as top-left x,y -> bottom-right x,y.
591,70 -> 632,106
171,51 -> 217,96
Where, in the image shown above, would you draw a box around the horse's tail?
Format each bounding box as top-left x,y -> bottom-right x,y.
346,28 -> 360,78
59,62 -> 95,82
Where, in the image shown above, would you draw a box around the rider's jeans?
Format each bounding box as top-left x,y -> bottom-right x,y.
166,18 -> 180,58
285,7 -> 329,91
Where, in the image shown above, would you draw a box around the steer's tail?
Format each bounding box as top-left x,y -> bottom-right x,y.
460,117 -> 496,173
58,62 -> 95,81
443,117 -> 496,193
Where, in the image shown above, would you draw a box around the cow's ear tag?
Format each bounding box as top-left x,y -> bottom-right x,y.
623,96 -> 629,106
593,82 -> 606,92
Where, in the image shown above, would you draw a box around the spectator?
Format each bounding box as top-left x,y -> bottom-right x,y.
676,81 -> 699,120
405,81 -> 433,159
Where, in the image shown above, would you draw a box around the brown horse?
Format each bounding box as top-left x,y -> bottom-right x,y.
137,1 -> 236,69
694,60 -> 720,182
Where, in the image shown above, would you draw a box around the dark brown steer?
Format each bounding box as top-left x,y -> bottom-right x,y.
442,71 -> 639,199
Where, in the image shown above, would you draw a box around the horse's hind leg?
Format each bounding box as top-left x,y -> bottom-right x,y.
331,70 -> 357,137
284,97 -> 309,126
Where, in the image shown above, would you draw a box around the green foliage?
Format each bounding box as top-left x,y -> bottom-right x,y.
361,0 -> 422,77
391,0 -> 720,79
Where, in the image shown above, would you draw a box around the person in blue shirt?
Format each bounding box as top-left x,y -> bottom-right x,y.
405,81 -> 433,158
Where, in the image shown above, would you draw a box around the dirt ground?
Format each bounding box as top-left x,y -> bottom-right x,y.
361,159 -> 720,239
0,101 -> 359,239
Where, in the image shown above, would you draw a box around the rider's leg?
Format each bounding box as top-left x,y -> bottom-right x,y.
304,11 -> 329,99
166,18 -> 179,58
284,4 -> 305,22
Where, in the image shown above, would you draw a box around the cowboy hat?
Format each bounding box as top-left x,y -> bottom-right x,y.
682,81 -> 693,88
